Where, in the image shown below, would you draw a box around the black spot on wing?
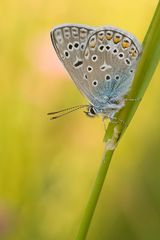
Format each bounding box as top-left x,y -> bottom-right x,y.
73,60 -> 83,68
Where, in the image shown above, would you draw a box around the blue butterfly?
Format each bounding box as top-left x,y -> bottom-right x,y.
48,24 -> 142,121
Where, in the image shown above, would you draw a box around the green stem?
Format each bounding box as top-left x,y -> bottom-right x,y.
75,149 -> 114,240
75,1 -> 160,239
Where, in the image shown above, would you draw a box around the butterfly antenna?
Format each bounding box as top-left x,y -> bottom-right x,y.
47,105 -> 89,120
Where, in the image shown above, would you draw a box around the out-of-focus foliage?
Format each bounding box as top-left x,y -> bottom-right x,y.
0,0 -> 160,239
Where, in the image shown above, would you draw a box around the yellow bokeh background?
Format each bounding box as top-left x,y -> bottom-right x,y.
0,0 -> 160,239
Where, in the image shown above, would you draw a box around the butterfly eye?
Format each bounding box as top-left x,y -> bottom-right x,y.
92,80 -> 98,87
89,106 -> 96,115
86,106 -> 96,117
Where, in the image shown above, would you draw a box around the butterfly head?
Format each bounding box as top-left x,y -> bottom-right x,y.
84,105 -> 97,117
84,98 -> 126,119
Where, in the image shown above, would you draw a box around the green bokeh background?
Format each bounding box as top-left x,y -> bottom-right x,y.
0,0 -> 160,239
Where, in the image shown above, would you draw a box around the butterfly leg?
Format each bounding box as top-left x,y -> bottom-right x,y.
110,116 -> 125,126
125,97 -> 142,102
102,116 -> 108,130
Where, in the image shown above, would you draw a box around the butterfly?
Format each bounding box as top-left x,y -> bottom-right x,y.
48,24 -> 142,121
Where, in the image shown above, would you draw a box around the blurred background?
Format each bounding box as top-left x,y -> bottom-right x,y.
0,0 -> 160,239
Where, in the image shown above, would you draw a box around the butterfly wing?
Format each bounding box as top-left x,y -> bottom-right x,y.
50,24 -> 99,104
82,26 -> 142,107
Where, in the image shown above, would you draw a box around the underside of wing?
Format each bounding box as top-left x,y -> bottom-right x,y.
50,24 -> 99,104
82,26 -> 142,107
51,24 -> 142,109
